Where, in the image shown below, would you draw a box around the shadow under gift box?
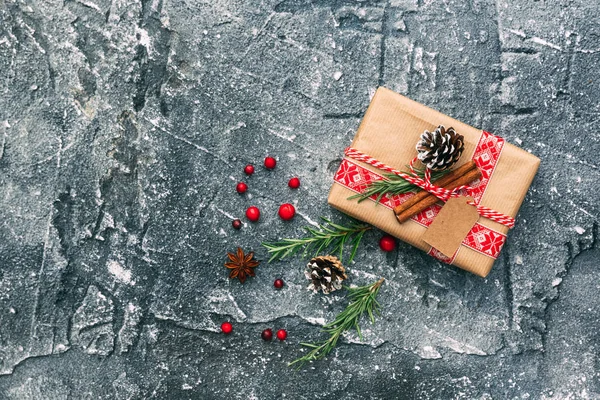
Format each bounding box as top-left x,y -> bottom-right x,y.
327,87 -> 540,277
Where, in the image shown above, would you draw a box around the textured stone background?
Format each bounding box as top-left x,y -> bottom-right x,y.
0,0 -> 599,398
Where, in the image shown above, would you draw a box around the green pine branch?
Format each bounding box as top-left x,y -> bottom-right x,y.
289,278 -> 385,368
261,218 -> 371,264
348,168 -> 450,204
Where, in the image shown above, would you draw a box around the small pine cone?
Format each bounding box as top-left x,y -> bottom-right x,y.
416,125 -> 465,171
304,256 -> 348,294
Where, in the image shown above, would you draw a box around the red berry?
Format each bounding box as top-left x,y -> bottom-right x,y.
246,206 -> 261,222
379,235 -> 396,252
288,177 -> 300,189
244,164 -> 255,175
278,203 -> 295,221
261,328 -> 273,341
232,219 -> 242,230
264,157 -> 277,169
236,182 -> 248,194
276,329 -> 287,341
274,278 -> 284,289
221,322 -> 233,334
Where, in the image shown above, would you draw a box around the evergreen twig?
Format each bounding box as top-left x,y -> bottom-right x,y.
348,168 -> 450,204
261,218 -> 371,264
289,278 -> 385,368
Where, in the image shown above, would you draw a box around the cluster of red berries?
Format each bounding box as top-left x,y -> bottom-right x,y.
220,279 -> 285,336
261,328 -> 287,341
231,156 -> 300,229
220,322 -> 288,342
225,158 -> 295,339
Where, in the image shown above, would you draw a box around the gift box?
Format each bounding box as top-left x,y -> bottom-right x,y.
328,87 -> 540,277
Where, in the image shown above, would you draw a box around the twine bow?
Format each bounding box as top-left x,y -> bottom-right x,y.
344,147 -> 516,228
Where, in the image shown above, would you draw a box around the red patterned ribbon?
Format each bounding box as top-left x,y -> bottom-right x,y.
333,131 -> 509,262
344,148 -> 515,228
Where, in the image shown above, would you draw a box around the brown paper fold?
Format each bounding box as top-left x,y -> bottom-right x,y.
327,87 -> 540,277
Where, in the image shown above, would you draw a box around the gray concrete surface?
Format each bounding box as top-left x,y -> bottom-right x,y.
0,0 -> 599,398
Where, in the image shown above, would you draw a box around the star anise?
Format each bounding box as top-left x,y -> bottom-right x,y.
224,247 -> 260,283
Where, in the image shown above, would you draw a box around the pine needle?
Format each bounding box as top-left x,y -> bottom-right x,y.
289,278 -> 385,368
261,218 -> 371,264
348,168 -> 450,204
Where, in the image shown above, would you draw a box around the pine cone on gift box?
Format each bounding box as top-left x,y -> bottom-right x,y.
305,256 -> 348,294
416,125 -> 465,171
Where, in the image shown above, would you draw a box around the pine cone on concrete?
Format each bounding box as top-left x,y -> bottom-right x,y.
305,256 -> 347,294
416,125 -> 465,171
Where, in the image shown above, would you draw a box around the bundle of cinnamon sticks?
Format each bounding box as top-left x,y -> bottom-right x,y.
393,161 -> 482,223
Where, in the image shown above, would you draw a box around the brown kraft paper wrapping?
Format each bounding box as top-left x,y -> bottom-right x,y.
327,87 -> 540,277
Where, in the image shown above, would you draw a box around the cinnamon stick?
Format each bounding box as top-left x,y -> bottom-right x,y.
395,165 -> 482,224
393,161 -> 478,216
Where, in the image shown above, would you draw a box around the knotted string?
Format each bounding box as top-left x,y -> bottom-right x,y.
344,147 -> 515,228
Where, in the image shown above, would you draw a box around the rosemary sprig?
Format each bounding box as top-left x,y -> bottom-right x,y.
348,168 -> 450,204
289,278 -> 385,368
261,218 -> 371,264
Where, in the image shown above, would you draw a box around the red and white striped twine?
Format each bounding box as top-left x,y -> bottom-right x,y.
344,147 -> 515,228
